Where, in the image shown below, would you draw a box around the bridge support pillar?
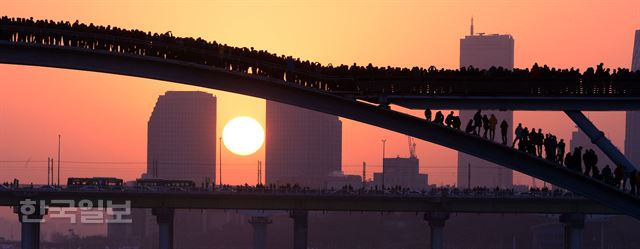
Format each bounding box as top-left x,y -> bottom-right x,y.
290,210 -> 308,249
560,213 -> 585,249
14,205 -> 46,249
425,212 -> 449,249
249,216 -> 272,249
153,208 -> 175,249
565,110 -> 637,174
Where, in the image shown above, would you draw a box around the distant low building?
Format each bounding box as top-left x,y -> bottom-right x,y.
372,156 -> 428,190
325,171 -> 362,189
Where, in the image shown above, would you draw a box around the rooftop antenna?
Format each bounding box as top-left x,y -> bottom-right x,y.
470,16 -> 474,36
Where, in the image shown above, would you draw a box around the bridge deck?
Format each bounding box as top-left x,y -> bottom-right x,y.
361,95 -> 640,110
0,190 -> 617,214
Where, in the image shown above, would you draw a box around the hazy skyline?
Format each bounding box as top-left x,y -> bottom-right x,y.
1,0 -> 639,188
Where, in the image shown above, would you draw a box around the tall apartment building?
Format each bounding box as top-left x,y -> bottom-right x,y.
624,30 -> 640,168
457,19 -> 515,188
147,91 -> 216,185
265,101 -> 342,188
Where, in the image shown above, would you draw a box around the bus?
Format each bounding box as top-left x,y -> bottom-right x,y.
67,177 -> 124,190
135,178 -> 196,191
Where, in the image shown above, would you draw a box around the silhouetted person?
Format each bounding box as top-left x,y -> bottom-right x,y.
614,164 -> 624,189
583,149 -> 598,177
557,139 -> 566,165
465,119 -> 475,134
592,165 -> 602,181
529,128 -> 538,156
433,111 -> 444,125
473,110 -> 482,135
564,152 -> 574,170
602,165 -> 613,185
543,134 -> 557,161
452,116 -> 461,130
518,134 -> 528,152
575,147 -> 583,170
512,123 -> 523,148
488,114 -> 497,141
424,108 -> 432,122
568,147 -> 582,173
482,114 -> 490,138
445,111 -> 455,128
536,128 -> 543,157
629,169 -> 638,195
500,120 -> 508,145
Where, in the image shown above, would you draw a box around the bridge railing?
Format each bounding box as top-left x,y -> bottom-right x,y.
2,20 -> 640,97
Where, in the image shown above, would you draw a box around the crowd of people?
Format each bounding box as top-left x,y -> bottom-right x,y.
1,179 -> 582,200
2,16 -> 640,196
424,109 -> 640,196
2,16 -> 640,96
425,109 -> 511,145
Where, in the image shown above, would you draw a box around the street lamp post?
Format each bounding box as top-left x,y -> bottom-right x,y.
382,139 -> 386,189
219,137 -> 223,187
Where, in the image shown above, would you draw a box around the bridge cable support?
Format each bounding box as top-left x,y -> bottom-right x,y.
564,110 -> 637,174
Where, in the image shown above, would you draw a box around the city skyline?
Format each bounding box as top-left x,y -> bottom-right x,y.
0,0 -> 637,189
0,1 -> 640,248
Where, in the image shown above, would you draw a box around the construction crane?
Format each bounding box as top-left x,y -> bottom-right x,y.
407,136 -> 417,159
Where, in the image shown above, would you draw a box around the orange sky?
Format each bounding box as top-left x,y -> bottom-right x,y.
1,0 -> 639,188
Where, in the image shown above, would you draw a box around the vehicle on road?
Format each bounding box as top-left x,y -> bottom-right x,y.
68,177 -> 124,191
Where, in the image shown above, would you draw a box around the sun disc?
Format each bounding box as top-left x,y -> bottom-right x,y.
222,116 -> 264,156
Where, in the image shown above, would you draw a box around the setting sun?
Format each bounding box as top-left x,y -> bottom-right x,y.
222,116 -> 265,156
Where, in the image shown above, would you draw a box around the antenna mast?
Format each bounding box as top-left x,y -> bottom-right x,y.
362,161 -> 366,189
470,17 -> 474,35
257,160 -> 262,185
407,136 -> 417,159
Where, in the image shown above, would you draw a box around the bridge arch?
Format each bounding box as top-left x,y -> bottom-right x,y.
1,42 -> 638,219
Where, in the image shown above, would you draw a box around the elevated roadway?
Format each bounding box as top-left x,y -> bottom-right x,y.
0,189 -> 618,214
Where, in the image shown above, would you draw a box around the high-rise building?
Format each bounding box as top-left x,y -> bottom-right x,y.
265,101 -> 342,188
632,30 -> 640,71
459,19 -> 514,70
457,19 -> 514,188
147,91 -> 216,185
147,91 -> 217,248
625,30 -> 640,168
